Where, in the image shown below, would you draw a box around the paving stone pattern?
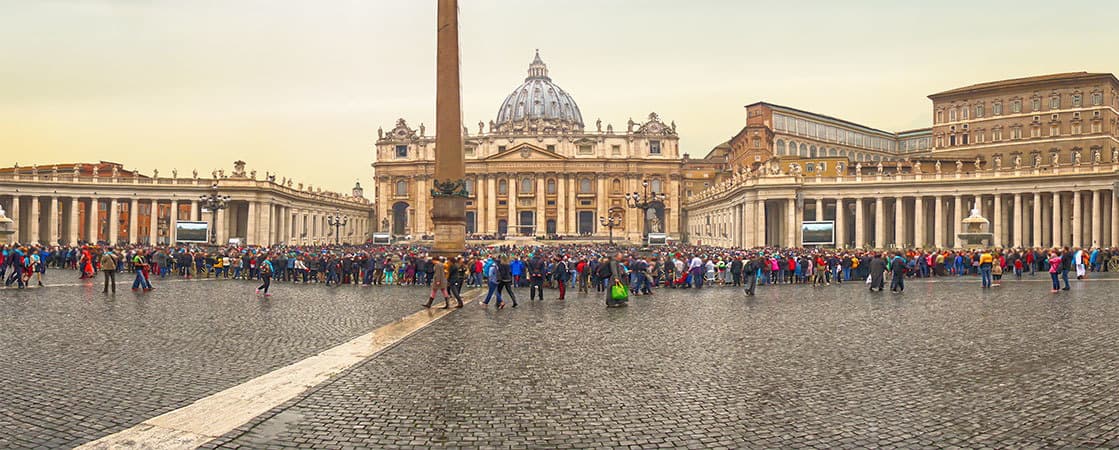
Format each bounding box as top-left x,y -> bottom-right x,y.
216,276 -> 1119,449
0,275 -> 425,449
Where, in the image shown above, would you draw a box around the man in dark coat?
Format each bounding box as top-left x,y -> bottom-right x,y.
868,252 -> 887,292
742,256 -> 758,296
729,257 -> 743,287
606,252 -> 628,307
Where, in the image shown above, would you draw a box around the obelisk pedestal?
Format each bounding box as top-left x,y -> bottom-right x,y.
430,0 -> 466,257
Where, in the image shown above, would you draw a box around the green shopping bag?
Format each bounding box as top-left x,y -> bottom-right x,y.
610,281 -> 629,301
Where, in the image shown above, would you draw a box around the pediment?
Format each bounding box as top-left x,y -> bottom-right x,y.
482,144 -> 567,161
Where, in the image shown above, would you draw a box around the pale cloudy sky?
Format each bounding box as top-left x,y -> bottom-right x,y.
2,0 -> 1115,193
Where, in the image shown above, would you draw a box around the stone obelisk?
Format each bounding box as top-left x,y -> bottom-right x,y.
430,0 -> 466,257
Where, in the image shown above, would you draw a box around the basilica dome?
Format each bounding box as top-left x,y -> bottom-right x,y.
494,51 -> 584,132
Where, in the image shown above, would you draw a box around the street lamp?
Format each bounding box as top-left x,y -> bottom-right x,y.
198,183 -> 230,245
327,210 -> 349,245
625,180 -> 668,236
599,214 -> 622,245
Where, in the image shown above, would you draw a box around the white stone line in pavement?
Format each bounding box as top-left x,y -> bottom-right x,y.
76,292 -> 478,450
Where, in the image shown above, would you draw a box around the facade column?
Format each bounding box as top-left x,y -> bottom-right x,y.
952,195 -> 963,248
556,175 -> 566,235
190,200 -> 199,221
169,200 -> 178,243
998,194 -> 1007,247
894,197 -> 905,247
536,176 -> 546,236
874,197 -> 886,248
934,195 -> 944,248
743,199 -> 756,247
259,203 -> 271,244
246,201 -> 257,244
475,176 -> 485,235
1013,193 -> 1024,248
815,198 -> 824,221
28,197 -> 40,244
914,196 -> 926,248
6,196 -> 19,243
854,197 -> 866,248
1052,192 -> 1063,247
486,176 -> 497,234
509,176 -> 518,235
415,178 -> 428,235
88,198 -> 99,243
1032,193 -> 1043,248
66,197 -> 79,245
596,175 -> 607,234
1091,189 -> 1102,248
1112,189 -> 1119,248
834,198 -> 846,248
108,199 -> 119,243
1072,191 -> 1082,248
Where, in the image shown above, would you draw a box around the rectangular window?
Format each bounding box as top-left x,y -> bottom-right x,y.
1031,127 -> 1040,138
1050,97 -> 1060,109
649,140 -> 661,154
465,146 -> 475,157
1011,127 -> 1022,139
993,129 -> 1002,141
1031,98 -> 1041,111
1072,94 -> 1082,107
774,115 -> 786,131
1092,93 -> 1103,106
1050,125 -> 1059,136
498,145 -> 507,153
993,102 -> 1002,115
578,145 -> 593,155
395,145 -> 408,158
975,105 -> 984,118
949,109 -> 957,121
1072,123 -> 1082,134
546,144 -> 556,152
611,145 -> 621,155
1092,122 -> 1102,133
498,200 -> 507,206
1011,100 -> 1022,113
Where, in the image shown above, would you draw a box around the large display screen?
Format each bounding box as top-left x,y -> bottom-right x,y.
801,221 -> 835,246
175,221 -> 209,243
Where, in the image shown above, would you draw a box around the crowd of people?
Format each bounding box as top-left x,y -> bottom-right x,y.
2,241 -> 1116,301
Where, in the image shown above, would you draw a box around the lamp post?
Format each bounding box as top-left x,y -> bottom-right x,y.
599,214 -> 622,245
198,183 -> 230,245
327,210 -> 349,245
625,180 -> 668,237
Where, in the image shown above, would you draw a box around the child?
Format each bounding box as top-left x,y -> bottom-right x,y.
991,260 -> 1003,287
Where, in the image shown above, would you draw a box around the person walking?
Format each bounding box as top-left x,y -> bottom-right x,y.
423,256 -> 451,309
1047,250 -> 1063,293
446,256 -> 466,308
889,252 -> 906,293
99,248 -> 119,294
867,252 -> 887,292
978,250 -> 994,289
496,255 -> 518,308
606,252 -> 629,308
742,255 -> 758,296
552,255 -> 568,300
130,249 -> 153,292
527,255 -> 546,301
256,257 -> 273,297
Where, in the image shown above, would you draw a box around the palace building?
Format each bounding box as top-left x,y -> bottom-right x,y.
685,72 -> 1119,249
371,52 -> 690,242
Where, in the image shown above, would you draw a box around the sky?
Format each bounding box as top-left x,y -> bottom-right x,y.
2,0 -> 1116,194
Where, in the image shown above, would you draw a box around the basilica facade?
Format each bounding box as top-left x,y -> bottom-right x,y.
372,52 -> 687,241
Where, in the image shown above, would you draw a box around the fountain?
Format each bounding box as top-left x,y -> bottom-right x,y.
0,203 -> 14,244
956,203 -> 993,249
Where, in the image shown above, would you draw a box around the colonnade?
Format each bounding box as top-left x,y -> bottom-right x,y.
686,167 -> 1119,250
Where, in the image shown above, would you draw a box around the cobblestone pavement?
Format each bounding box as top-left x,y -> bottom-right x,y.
0,273 -> 426,449
211,275 -> 1119,449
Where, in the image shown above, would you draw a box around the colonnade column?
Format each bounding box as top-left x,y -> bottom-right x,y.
786,198 -> 798,247
246,201 -> 257,244
992,195 -> 1003,247
1111,189 -> 1119,248
854,198 -> 866,248
595,176 -> 607,234
952,195 -> 963,248
556,175 -> 566,235
1033,193 -> 1043,248
108,199 -> 119,243
874,197 -> 885,248
169,200 -> 178,244
536,177 -> 546,236
834,198 -> 846,248
814,199 -> 824,221
67,197 -> 79,245
189,200 -> 199,222
1052,192 -> 1063,248
743,199 -> 756,247
486,176 -> 497,234
757,199 -> 767,247
1009,194 -> 1021,247
148,199 -> 158,245
914,196 -> 925,248
1072,191 -> 1082,248
127,199 -> 138,244
934,195 -> 944,248
509,176 -> 519,235
88,198 -> 99,243
45,196 -> 58,245
894,197 -> 905,248
28,197 -> 40,244
475,176 -> 485,234
1091,190 -> 1102,247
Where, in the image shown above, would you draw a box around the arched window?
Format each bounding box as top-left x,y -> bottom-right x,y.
776,140 -> 786,155
800,143 -> 808,157
579,178 -> 592,193
521,178 -> 533,194
612,178 -> 622,193
546,178 -> 556,194
650,179 -> 663,193
498,179 -> 508,195
810,146 -> 817,158
395,181 -> 408,196
787,141 -> 796,155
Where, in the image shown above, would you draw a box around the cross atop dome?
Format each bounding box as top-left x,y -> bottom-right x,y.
526,49 -> 549,80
